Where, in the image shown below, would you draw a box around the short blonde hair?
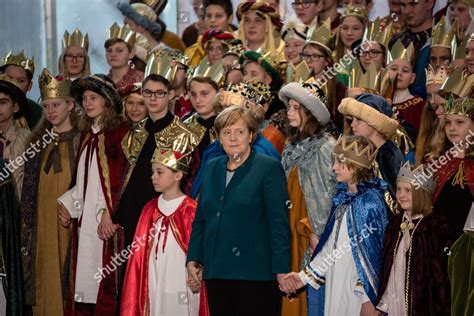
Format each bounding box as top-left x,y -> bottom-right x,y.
214,105 -> 258,142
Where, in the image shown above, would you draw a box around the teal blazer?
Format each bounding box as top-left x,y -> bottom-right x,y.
187,151 -> 291,281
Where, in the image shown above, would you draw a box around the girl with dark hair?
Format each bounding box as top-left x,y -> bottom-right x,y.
278,82 -> 336,316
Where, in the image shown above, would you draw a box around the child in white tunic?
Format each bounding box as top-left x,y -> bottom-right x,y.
121,144 -> 205,316
282,136 -> 389,316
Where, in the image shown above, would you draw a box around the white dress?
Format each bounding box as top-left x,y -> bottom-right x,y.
300,210 -> 369,315
148,195 -> 200,316
58,125 -> 105,304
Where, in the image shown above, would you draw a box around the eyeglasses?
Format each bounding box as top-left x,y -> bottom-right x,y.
359,50 -> 384,58
142,89 -> 168,98
291,0 -> 318,9
64,54 -> 85,62
300,52 -> 325,61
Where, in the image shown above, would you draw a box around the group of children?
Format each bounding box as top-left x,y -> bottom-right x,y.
0,0 -> 473,315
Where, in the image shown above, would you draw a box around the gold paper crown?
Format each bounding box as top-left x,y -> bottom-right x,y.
431,18 -> 456,49
286,61 -> 312,83
38,68 -> 71,101
151,148 -> 193,174
152,123 -> 199,174
341,5 -> 368,21
306,19 -> 333,55
426,64 -> 448,85
440,67 -> 474,99
259,48 -> 285,71
363,17 -> 393,49
387,40 -> 415,65
454,35 -> 469,59
444,95 -> 473,117
397,161 -> 436,193
333,135 -> 377,169
224,39 -> 245,58
349,61 -> 381,92
193,57 -> 225,86
62,29 -> 89,51
2,50 -> 35,75
106,23 -> 137,48
226,80 -> 272,105
145,51 -> 173,81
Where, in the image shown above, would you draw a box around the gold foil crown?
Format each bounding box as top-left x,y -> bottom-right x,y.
151,148 -> 193,174
63,29 -> 89,51
144,49 -> 177,82
106,23 -> 137,47
432,18 -> 456,49
341,5 -> 368,21
152,123 -> 199,174
333,135 -> 377,169
440,67 -> 474,99
306,19 -> 333,55
426,64 -> 448,85
193,57 -> 225,86
286,61 -> 312,83
454,35 -> 469,59
349,62 -> 381,92
363,17 -> 393,49
226,80 -> 272,105
397,161 -> 436,193
2,50 -> 35,75
38,68 -> 71,101
387,40 -> 415,65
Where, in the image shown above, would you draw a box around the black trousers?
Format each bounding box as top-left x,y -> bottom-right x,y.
205,279 -> 282,316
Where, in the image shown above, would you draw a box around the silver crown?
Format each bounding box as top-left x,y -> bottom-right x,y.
397,161 -> 436,193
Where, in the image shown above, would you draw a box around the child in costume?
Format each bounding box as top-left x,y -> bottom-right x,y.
283,135 -> 389,316
278,82 -> 336,316
431,70 -> 474,239
57,74 -> 129,315
121,142 -> 208,316
19,69 -> 81,314
376,162 -> 453,315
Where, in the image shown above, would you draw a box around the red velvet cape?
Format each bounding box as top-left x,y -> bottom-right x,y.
121,195 -> 209,316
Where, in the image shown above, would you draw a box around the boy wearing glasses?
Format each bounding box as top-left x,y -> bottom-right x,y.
114,74 -> 198,296
291,0 -> 323,26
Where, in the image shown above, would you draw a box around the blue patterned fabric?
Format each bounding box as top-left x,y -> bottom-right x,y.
307,177 -> 389,314
190,134 -> 280,198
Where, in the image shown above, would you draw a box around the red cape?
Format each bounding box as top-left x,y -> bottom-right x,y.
121,195 -> 209,316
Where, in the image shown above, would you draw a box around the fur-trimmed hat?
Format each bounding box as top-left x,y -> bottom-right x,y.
117,2 -> 164,40
70,74 -> 122,114
338,93 -> 398,137
279,82 -> 330,126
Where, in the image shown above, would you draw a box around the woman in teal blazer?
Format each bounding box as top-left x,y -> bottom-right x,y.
187,106 -> 292,316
